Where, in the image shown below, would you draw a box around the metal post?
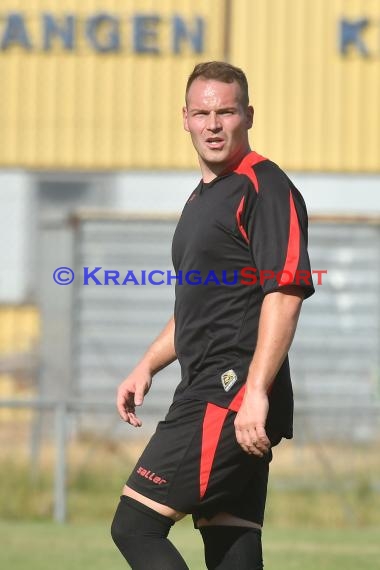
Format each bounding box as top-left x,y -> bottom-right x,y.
54,402 -> 67,523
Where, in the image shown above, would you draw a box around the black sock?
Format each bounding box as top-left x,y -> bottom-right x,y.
111,496 -> 189,570
200,525 -> 263,570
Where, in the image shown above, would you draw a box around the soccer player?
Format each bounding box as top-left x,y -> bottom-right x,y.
111,61 -> 314,569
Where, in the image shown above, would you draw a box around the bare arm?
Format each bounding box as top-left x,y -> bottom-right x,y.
117,317 -> 176,427
235,286 -> 304,455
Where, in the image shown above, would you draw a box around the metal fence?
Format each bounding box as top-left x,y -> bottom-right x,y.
68,213 -> 380,438
1,213 -> 380,522
1,397 -> 379,524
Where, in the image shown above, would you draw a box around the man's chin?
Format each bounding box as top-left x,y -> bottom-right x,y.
202,150 -> 229,165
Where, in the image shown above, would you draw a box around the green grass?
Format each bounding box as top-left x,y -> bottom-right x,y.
263,527 -> 380,570
2,454 -> 380,526
1,439 -> 380,568
1,519 -> 380,570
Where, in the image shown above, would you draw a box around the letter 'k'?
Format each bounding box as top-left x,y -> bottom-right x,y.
340,19 -> 370,56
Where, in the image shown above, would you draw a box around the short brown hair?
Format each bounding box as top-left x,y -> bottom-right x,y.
185,61 -> 250,107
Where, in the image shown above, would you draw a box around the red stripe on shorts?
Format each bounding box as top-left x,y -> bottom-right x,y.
200,403 -> 229,500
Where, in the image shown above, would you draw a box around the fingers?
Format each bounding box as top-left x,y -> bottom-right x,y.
126,410 -> 142,428
117,388 -> 143,427
235,424 -> 271,457
117,391 -> 129,421
134,388 -> 145,407
255,425 -> 270,448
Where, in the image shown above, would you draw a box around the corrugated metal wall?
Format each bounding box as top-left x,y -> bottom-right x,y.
231,0 -> 380,172
71,214 -> 380,438
0,0 -> 223,170
1,0 -> 379,171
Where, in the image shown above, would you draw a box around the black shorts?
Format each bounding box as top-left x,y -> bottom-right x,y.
126,398 -> 272,526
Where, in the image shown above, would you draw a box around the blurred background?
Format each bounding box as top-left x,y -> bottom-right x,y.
1,1 -> 379,569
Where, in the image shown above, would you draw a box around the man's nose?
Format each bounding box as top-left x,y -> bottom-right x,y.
206,111 -> 222,131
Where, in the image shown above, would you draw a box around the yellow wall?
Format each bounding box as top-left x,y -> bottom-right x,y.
0,305 -> 39,420
0,305 -> 39,355
0,0 -> 379,171
231,0 -> 380,172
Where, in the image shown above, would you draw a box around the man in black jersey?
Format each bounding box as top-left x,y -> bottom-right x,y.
111,61 -> 314,570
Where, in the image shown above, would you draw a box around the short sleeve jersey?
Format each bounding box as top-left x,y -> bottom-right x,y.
171,151 -> 314,441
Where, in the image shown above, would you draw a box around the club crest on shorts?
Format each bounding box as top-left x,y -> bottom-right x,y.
221,369 -> 237,392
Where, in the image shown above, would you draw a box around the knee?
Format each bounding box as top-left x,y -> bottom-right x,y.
111,494 -> 175,550
110,495 -> 187,570
110,496 -> 131,549
110,521 -> 124,550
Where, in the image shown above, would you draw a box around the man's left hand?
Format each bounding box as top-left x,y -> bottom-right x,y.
234,388 -> 271,456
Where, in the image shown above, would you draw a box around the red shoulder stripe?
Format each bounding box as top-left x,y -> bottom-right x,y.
234,151 -> 267,193
279,192 -> 300,285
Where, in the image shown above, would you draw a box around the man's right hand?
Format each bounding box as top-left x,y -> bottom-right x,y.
116,317 -> 176,426
116,366 -> 152,427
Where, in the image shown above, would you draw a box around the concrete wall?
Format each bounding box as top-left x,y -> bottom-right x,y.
0,173 -> 34,303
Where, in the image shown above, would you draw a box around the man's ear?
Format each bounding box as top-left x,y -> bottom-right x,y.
183,106 -> 190,132
247,105 -> 254,130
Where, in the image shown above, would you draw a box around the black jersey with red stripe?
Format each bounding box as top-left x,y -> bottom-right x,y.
171,151 -> 314,440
